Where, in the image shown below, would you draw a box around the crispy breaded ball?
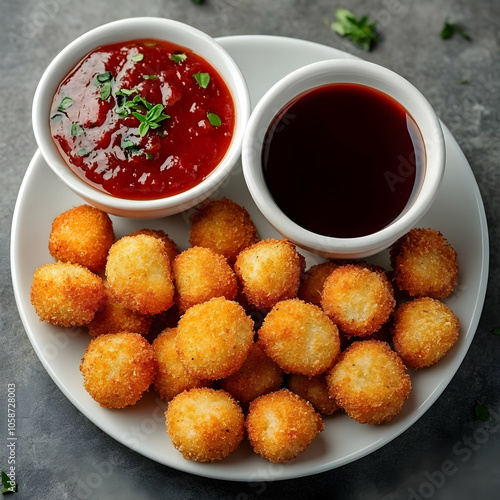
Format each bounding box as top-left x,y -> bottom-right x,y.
246,389 -> 324,463
105,234 -> 174,315
297,261 -> 339,307
30,262 -> 106,327
392,297 -> 460,369
152,328 -> 211,401
258,299 -> 340,376
219,343 -> 283,406
390,228 -> 458,299
87,283 -> 152,337
79,332 -> 156,408
176,297 -> 254,379
327,340 -> 411,425
234,238 -> 304,311
128,228 -> 179,264
321,264 -> 395,337
189,198 -> 258,265
48,204 -> 115,273
165,388 -> 245,462
286,374 -> 339,416
172,246 -> 238,313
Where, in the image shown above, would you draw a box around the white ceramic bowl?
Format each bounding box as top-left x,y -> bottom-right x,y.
242,59 -> 445,259
32,17 -> 250,218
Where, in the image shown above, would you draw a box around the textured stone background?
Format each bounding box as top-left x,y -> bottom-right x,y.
1,0 -> 499,499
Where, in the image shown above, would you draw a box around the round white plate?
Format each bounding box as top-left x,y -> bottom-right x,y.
11,35 -> 489,482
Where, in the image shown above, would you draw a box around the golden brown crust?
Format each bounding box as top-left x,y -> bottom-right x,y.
105,234 -> 175,315
172,246 -> 238,313
79,332 -> 156,408
326,340 -> 411,425
127,228 -> 179,264
392,297 -> 460,369
152,328 -> 211,401
234,238 -> 304,311
246,389 -> 324,463
189,198 -> 258,265
48,204 -> 115,273
298,261 -> 339,307
321,264 -> 395,336
258,298 -> 340,376
165,388 -> 245,462
30,261 -> 106,327
286,373 -> 339,416
390,228 -> 458,299
175,297 -> 254,380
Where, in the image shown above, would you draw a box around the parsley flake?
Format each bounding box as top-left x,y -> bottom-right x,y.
193,72 -> 210,89
131,53 -> 144,62
441,20 -> 471,40
77,148 -> 90,157
57,96 -> 75,111
132,103 -> 170,137
1,471 -> 17,494
143,74 -> 158,80
70,123 -> 84,137
171,53 -> 187,63
207,112 -> 221,127
331,8 -> 378,52
492,326 -> 500,336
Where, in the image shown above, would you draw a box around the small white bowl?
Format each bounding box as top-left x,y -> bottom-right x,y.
32,17 -> 250,218
242,59 -> 445,259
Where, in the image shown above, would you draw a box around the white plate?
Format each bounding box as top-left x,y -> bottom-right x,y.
11,35 -> 489,481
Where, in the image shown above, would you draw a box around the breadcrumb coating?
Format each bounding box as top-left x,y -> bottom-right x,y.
392,297 -> 460,368
30,261 -> 106,327
390,228 -> 458,299
48,204 -> 115,273
165,388 -> 245,462
327,340 -> 411,424
127,228 -> 179,264
298,261 -> 340,307
79,332 -> 156,408
246,389 -> 324,463
286,373 -> 339,416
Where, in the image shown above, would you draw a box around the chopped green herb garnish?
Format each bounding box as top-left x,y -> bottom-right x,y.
121,138 -> 141,157
77,148 -> 90,157
193,72 -> 210,89
207,112 -> 221,127
70,123 -> 84,137
474,401 -> 490,421
331,8 -> 378,52
93,72 -> 114,100
57,96 -> 75,111
1,471 -> 17,494
171,53 -> 187,63
441,20 -> 471,40
492,326 -> 500,335
116,88 -> 139,97
93,72 -> 112,85
132,103 -> 170,137
100,81 -> 113,100
143,74 -> 158,80
131,53 -> 144,62
50,113 -> 63,123
146,153 -> 154,160
192,0 -> 204,4
460,78 -> 469,84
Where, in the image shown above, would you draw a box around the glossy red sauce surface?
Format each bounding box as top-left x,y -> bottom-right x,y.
262,83 -> 424,238
50,39 -> 235,200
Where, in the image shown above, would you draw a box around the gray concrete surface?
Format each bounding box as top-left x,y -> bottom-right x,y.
1,0 -> 499,499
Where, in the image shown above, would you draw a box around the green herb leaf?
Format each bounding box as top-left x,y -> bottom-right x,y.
133,102 -> 170,137
171,53 -> 187,63
121,138 -> 141,157
460,78 -> 469,84
132,111 -> 148,123
143,74 -> 158,80
70,123 -> 84,137
57,96 -> 75,111
492,326 -> 500,335
93,72 -> 112,85
139,122 -> 150,137
50,113 -> 63,123
131,53 -> 144,62
475,401 -> 490,421
77,148 -> 90,157
331,8 -> 378,52
116,88 -> 138,97
441,20 -> 471,40
207,112 -> 221,127
1,470 -> 17,494
193,72 -> 210,89
146,153 -> 154,160
100,80 -> 113,100
192,0 -> 204,4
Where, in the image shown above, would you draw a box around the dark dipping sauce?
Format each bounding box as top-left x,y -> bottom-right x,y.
50,39 -> 235,200
262,83 -> 425,238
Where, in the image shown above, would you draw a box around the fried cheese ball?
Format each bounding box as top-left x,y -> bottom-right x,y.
327,340 -> 411,424
48,204 -> 115,273
30,262 -> 106,327
127,228 -> 179,264
172,246 -> 238,313
176,297 -> 254,379
321,265 -> 395,336
79,332 -> 156,408
258,299 -> 340,376
105,234 -> 174,315
189,198 -> 258,265
297,261 -> 339,307
165,388 -> 245,462
390,228 -> 458,299
234,238 -> 304,311
392,297 -> 460,369
286,374 -> 339,416
219,343 -> 283,406
152,328 -> 211,401
246,389 -> 324,463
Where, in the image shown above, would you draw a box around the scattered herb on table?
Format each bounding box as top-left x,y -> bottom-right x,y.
474,401 -> 490,422
331,8 -> 378,52
192,0 -> 204,4
1,471 -> 17,494
440,20 -> 471,40
492,326 -> 500,336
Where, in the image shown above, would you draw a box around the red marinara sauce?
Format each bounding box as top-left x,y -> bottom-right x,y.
50,39 -> 235,200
